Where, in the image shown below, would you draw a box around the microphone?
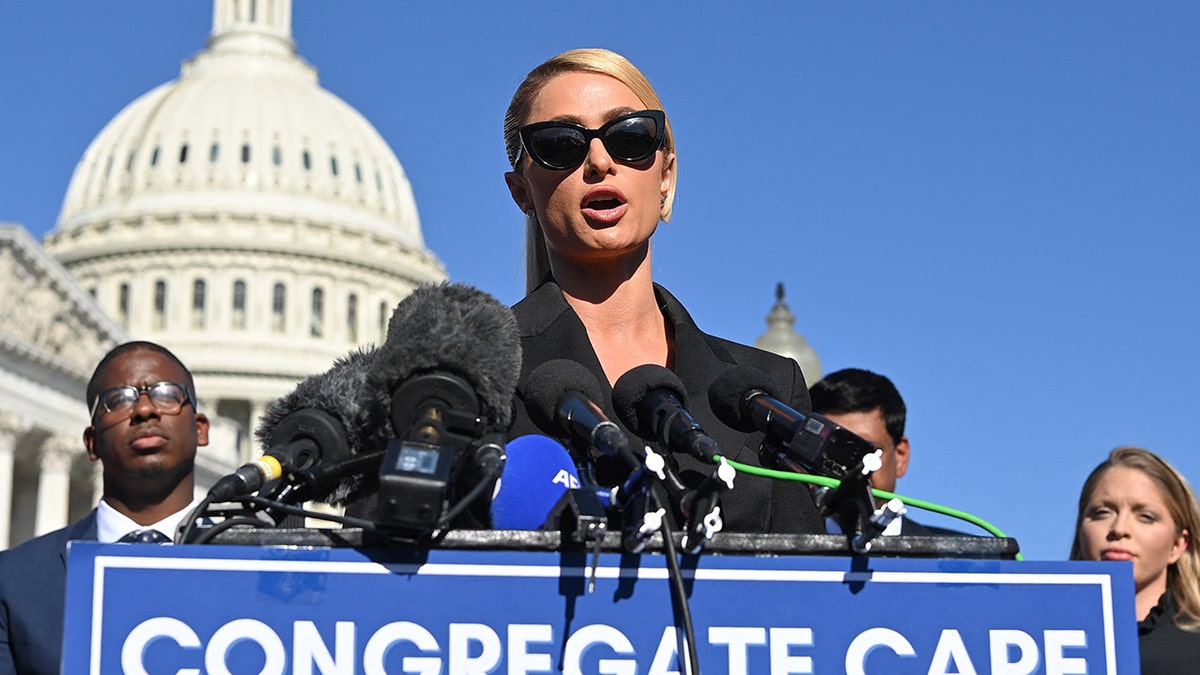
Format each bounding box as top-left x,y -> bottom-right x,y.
708,365 -> 876,481
489,435 -> 581,529
522,359 -> 638,468
708,364 -> 883,540
359,282 -> 522,532
611,364 -> 720,462
363,282 -> 521,439
208,409 -> 343,502
611,364 -> 732,553
207,348 -> 388,503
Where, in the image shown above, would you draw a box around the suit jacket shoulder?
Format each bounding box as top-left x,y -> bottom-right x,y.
0,511 -> 98,675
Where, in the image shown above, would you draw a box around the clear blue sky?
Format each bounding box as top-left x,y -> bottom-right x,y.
2,2 -> 1197,562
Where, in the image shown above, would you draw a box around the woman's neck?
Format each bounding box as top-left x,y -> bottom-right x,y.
553,255 -> 671,385
1136,577 -> 1169,622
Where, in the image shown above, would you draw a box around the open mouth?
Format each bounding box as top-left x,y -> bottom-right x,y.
587,197 -> 623,210
580,187 -> 629,224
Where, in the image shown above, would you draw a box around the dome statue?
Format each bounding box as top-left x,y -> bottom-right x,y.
755,282 -> 822,385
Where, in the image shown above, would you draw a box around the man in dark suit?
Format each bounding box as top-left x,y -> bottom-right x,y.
0,341 -> 209,674
810,368 -> 965,536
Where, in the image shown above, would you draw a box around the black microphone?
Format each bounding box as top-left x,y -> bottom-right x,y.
708,364 -> 876,481
208,409 -> 344,502
611,364 -> 721,463
522,359 -> 637,468
363,282 -> 521,436
358,282 -> 522,532
611,364 -> 733,553
208,348 -> 388,503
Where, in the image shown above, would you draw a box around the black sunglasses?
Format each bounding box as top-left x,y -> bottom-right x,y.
517,110 -> 666,171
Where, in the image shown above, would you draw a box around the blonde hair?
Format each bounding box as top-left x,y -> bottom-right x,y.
1070,446 -> 1200,630
504,48 -> 677,293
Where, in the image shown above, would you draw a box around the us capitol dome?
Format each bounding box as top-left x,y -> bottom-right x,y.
43,0 -> 446,458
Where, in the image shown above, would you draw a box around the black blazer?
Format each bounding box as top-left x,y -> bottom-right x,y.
509,281 -> 824,535
0,511 -> 98,675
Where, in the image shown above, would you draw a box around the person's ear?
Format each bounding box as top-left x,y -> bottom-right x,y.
84,426 -> 99,462
1169,528 -> 1190,565
505,171 -> 535,213
195,413 -> 210,447
894,436 -> 911,479
659,151 -> 676,202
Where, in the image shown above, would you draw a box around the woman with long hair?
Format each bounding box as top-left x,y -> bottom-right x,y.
1071,446 -> 1200,673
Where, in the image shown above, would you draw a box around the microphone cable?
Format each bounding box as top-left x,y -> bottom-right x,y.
177,494 -> 217,544
434,459 -> 505,533
653,487 -> 702,675
713,456 -> 1023,560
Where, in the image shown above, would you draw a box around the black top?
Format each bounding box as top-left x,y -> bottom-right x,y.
1138,590 -> 1200,674
509,280 -> 824,535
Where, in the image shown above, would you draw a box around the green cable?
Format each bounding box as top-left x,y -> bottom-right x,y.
716,456 -> 1023,561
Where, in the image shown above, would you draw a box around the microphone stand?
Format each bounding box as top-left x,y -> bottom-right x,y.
636,443 -> 729,555
778,448 -> 897,553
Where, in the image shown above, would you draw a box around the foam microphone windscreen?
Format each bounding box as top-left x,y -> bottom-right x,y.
253,347 -> 391,503
708,364 -> 785,433
363,282 -> 521,433
522,358 -> 606,437
610,363 -> 688,437
489,434 -> 580,529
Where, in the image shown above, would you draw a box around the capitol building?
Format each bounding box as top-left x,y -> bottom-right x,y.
0,0 -> 445,549
0,0 -> 819,551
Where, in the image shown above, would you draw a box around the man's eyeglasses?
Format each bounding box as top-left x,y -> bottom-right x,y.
517,110 -> 666,171
89,381 -> 194,419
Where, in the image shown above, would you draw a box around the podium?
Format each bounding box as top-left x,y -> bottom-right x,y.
63,531 -> 1138,674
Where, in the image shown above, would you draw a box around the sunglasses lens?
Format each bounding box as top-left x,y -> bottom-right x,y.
603,116 -> 661,162
521,112 -> 664,170
528,127 -> 588,169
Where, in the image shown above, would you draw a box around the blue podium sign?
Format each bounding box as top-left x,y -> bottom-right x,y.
64,541 -> 1137,674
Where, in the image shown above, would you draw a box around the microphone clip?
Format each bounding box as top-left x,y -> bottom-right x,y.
852,497 -> 907,554
546,486 -> 609,594
813,449 -> 885,551
679,459 -> 735,554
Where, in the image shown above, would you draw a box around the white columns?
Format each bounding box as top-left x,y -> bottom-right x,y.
91,455 -> 104,507
33,437 -> 75,536
0,415 -> 19,549
247,398 -> 270,462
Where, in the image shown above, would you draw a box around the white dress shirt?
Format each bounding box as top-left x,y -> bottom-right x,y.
96,496 -> 202,544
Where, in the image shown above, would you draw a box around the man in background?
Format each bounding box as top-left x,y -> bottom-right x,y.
0,341 -> 209,674
810,367 -> 964,536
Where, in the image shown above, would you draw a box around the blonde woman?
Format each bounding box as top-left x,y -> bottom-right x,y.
1072,446 -> 1200,673
502,49 -> 822,534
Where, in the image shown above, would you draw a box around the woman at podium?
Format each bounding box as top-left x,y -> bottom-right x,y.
499,48 -> 824,535
1071,446 -> 1200,673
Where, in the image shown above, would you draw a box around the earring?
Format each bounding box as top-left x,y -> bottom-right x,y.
660,196 -> 666,206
